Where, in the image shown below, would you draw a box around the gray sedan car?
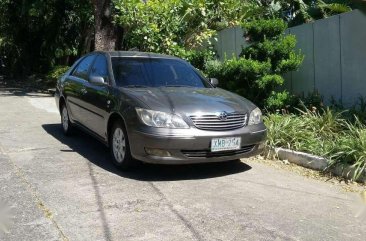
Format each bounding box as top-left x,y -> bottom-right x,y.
55,51 -> 267,169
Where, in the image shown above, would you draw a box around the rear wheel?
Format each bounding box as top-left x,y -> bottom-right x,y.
109,121 -> 135,170
61,103 -> 73,136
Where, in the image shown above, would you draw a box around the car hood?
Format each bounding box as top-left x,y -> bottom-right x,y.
121,87 -> 256,116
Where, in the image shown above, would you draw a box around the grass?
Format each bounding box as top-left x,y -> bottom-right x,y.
264,108 -> 366,180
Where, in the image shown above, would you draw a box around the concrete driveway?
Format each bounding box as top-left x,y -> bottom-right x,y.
0,88 -> 365,241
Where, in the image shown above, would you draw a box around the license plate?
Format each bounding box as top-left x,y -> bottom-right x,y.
211,137 -> 241,152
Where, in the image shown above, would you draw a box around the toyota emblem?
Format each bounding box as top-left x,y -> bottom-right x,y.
218,111 -> 228,121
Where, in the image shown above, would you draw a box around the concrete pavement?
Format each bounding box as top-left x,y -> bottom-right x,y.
0,88 -> 365,241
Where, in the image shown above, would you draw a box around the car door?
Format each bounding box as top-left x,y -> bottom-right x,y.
64,54 -> 96,125
80,54 -> 112,139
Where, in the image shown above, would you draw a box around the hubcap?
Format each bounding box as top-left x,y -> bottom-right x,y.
112,127 -> 126,163
62,107 -> 69,131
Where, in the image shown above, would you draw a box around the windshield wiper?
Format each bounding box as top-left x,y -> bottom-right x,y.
163,85 -> 194,87
123,85 -> 148,88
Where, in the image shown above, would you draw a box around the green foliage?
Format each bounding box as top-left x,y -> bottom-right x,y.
265,91 -> 326,114
113,0 -> 256,56
47,65 -> 69,81
348,97 -> 366,124
177,49 -> 215,71
243,19 -> 303,109
241,19 -> 304,75
205,58 -> 274,103
265,90 -> 293,110
322,3 -> 352,14
0,0 -> 93,76
331,96 -> 366,125
329,119 -> 366,179
114,0 -> 184,54
242,18 -> 287,42
204,59 -> 222,78
254,0 -> 353,27
0,0 -> 354,79
265,107 -> 366,180
46,65 -> 70,86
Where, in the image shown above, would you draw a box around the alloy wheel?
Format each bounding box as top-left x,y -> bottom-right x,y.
62,106 -> 69,131
112,127 -> 126,163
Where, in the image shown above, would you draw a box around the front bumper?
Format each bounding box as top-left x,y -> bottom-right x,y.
128,123 -> 267,164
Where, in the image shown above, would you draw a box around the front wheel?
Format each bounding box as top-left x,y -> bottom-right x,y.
61,104 -> 73,136
109,121 -> 135,170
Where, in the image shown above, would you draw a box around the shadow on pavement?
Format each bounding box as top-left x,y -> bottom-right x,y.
0,79 -> 53,97
0,87 -> 52,97
42,124 -> 252,181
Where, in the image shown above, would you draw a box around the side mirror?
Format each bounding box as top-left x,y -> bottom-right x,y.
89,76 -> 105,85
210,78 -> 219,87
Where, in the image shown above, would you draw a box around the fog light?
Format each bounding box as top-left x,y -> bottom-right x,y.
145,148 -> 171,157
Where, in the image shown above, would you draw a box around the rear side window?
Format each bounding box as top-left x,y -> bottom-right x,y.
72,55 -> 95,80
90,55 -> 108,80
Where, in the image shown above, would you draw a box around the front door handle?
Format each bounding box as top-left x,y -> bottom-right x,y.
80,88 -> 87,95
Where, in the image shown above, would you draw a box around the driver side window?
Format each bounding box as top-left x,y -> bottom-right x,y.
72,55 -> 95,80
90,55 -> 108,83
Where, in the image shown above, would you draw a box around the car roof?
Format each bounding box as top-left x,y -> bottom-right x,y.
93,51 -> 181,60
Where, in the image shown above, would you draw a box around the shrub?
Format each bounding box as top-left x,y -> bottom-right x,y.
205,59 -> 223,78
46,65 -> 69,86
241,19 -> 304,76
265,108 -> 366,180
206,57 -> 273,103
265,91 -> 294,111
330,120 -> 366,179
348,97 -> 366,124
330,96 -> 366,125
206,18 -> 303,110
242,18 -> 287,42
177,49 -> 215,71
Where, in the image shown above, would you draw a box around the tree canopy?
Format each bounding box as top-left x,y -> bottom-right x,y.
0,0 -> 93,76
0,0 -> 355,77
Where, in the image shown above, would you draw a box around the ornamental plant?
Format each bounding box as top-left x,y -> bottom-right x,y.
206,18 -> 303,110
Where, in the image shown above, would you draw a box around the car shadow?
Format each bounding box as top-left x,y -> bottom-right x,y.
42,124 -> 252,181
0,78 -> 53,96
0,87 -> 52,97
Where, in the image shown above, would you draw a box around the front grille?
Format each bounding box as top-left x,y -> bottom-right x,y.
182,145 -> 255,158
190,113 -> 247,131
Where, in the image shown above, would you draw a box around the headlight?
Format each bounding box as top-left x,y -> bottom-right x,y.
135,108 -> 189,129
248,107 -> 262,125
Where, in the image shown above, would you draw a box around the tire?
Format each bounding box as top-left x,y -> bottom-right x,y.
61,103 -> 73,136
109,121 -> 135,170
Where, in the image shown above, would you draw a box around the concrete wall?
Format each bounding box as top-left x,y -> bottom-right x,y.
212,26 -> 248,61
340,10 -> 366,106
290,23 -> 315,96
214,10 -> 366,106
313,16 -> 342,103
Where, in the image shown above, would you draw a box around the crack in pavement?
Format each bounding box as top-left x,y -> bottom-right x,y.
87,161 -> 113,241
0,145 -> 69,241
6,147 -> 56,153
148,182 -> 204,241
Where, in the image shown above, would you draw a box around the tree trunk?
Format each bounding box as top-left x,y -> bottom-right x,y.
92,0 -> 119,51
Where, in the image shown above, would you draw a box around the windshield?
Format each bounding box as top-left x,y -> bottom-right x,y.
111,57 -> 210,88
